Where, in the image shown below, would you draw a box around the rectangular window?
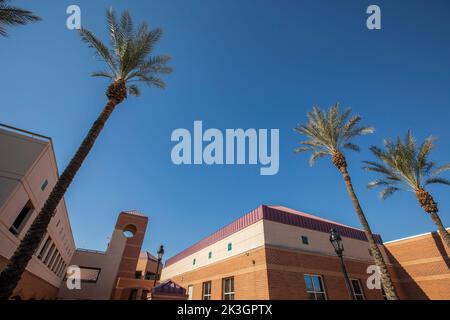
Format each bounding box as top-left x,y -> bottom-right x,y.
350,279 -> 365,300
44,244 -> 55,265
228,243 -> 232,252
208,251 -> 212,259
193,258 -> 196,265
202,281 -> 212,300
187,285 -> 194,300
141,290 -> 149,300
129,289 -> 138,300
50,253 -> 60,271
301,236 -> 309,245
41,179 -> 49,191
222,277 -> 235,300
9,201 -> 34,235
47,249 -> 58,268
304,275 -> 327,300
135,271 -> 142,279
55,259 -> 64,276
79,267 -> 101,283
145,272 -> 156,280
38,236 -> 51,260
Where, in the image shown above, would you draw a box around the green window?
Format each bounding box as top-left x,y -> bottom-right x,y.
227,243 -> 232,251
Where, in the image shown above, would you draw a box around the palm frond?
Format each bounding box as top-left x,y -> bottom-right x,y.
431,163 -> 450,177
80,28 -> 117,76
379,187 -> 400,200
309,152 -> 328,166
80,8 -> 172,95
92,71 -> 114,78
425,177 -> 450,186
366,131 -> 449,197
294,103 -> 373,164
0,0 -> 41,36
127,84 -> 141,97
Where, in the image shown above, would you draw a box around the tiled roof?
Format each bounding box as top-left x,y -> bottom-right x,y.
139,251 -> 158,261
164,205 -> 383,267
121,210 -> 147,217
151,280 -> 186,296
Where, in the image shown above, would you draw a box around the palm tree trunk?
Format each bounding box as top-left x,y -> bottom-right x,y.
338,165 -> 399,300
429,211 -> 450,250
0,82 -> 126,300
416,188 -> 450,250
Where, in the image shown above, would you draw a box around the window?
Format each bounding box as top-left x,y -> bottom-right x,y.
145,272 -> 156,280
187,285 -> 194,300
50,253 -> 60,271
350,279 -> 365,300
228,243 -> 232,252
202,281 -> 212,300
44,244 -> 55,265
135,271 -> 143,279
38,236 -> 51,260
55,259 -> 64,276
41,179 -> 48,191
79,267 -> 101,283
193,258 -> 196,265
304,275 -> 327,300
59,263 -> 67,278
141,290 -> 149,300
222,277 -> 235,300
129,289 -> 138,300
9,201 -> 34,235
47,249 -> 58,268
301,236 -> 309,245
208,251 -> 212,259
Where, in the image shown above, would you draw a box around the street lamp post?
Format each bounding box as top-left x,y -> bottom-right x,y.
329,228 -> 355,300
153,245 -> 165,287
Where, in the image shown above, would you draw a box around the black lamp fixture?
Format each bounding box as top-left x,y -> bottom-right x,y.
329,228 -> 344,256
329,229 -> 355,300
153,245 -> 165,287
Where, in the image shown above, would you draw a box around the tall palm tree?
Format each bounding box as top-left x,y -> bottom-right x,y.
364,131 -> 450,250
294,103 -> 399,300
0,8 -> 172,299
0,0 -> 40,36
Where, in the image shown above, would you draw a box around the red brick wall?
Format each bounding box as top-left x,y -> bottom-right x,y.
265,246 -> 387,300
385,232 -> 450,300
166,246 -> 399,300
170,247 -> 270,300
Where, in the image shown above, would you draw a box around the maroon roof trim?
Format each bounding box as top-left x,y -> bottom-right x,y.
165,206 -> 263,267
164,205 -> 382,267
263,206 -> 382,245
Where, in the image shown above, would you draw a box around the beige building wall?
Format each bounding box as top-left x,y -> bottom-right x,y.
263,220 -> 390,263
0,126 -> 76,299
161,220 -> 266,280
58,229 -> 128,300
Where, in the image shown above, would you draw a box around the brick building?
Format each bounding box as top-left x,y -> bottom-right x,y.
161,205 -> 393,300
385,230 -> 450,300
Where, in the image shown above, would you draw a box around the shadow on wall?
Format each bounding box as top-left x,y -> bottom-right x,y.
385,251 -> 429,300
431,232 -> 450,271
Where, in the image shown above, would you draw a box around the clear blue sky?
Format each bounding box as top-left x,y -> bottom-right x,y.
1,0 -> 450,260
